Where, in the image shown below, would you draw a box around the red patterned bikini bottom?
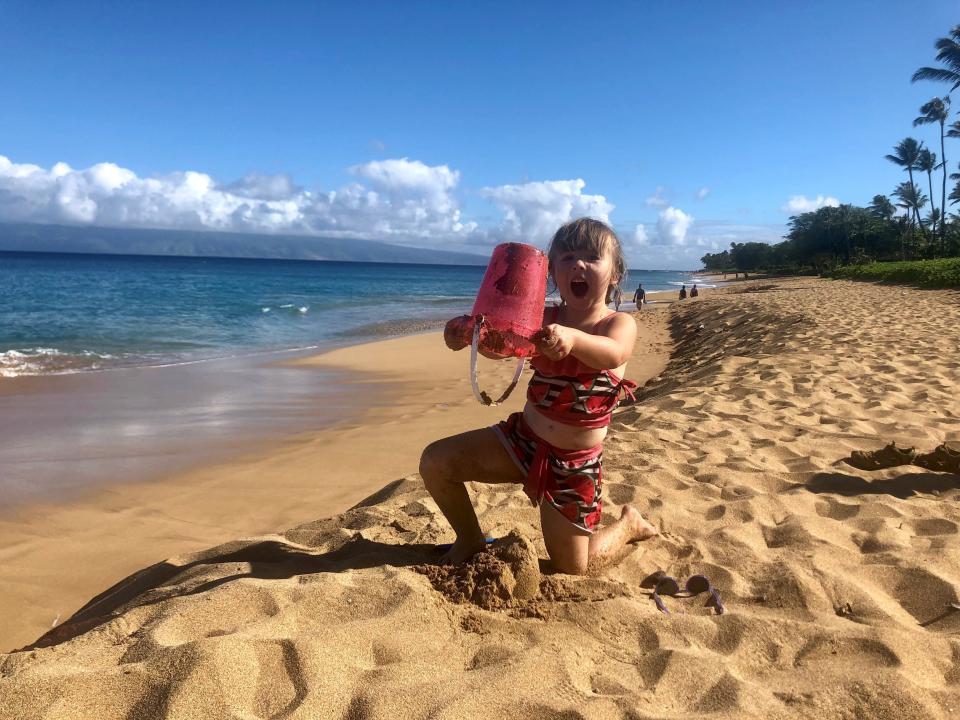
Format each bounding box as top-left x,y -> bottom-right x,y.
493,412 -> 603,532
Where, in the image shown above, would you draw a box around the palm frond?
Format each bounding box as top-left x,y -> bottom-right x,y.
917,149 -> 937,172
949,181 -> 960,205
914,97 -> 950,126
885,138 -> 924,169
911,67 -> 960,90
933,38 -> 960,68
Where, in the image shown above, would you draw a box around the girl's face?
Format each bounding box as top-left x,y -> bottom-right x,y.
552,241 -> 618,308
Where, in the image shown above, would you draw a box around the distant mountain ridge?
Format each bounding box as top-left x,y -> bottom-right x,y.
0,223 -> 488,265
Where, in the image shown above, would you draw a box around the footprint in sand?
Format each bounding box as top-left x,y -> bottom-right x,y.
863,566 -> 960,629
907,518 -> 959,536
814,498 -> 860,521
603,482 -> 638,505
793,635 -> 900,670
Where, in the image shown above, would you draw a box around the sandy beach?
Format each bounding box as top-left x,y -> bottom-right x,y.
2,277 -> 960,719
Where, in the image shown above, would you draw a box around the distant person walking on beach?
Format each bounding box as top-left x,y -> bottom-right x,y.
690,284 -> 699,298
423,218 -> 658,574
679,285 -> 687,300
633,283 -> 645,307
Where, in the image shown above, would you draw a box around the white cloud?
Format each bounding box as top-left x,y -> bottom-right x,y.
0,153 -> 782,272
696,186 -> 710,200
478,178 -> 613,246
224,172 -> 300,200
781,194 -> 840,213
632,223 -> 649,247
349,158 -> 459,216
656,206 -> 694,246
621,219 -> 786,270
645,186 -> 668,207
0,154 -> 477,242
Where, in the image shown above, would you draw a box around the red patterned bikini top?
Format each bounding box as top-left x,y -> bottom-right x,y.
526,329 -> 638,429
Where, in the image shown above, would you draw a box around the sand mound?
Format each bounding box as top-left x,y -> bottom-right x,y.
415,531 -> 541,610
3,278 -> 960,719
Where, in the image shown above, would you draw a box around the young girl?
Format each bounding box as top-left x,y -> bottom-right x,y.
420,218 -> 658,575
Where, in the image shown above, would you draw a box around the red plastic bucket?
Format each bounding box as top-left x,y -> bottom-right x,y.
444,242 -> 548,358
443,242 -> 547,405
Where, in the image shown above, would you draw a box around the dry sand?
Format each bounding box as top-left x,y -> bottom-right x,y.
2,278 -> 960,719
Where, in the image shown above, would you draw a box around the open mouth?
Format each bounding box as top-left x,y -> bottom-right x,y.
570,280 -> 589,298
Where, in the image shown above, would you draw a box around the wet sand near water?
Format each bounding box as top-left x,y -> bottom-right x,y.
0,349 -> 360,510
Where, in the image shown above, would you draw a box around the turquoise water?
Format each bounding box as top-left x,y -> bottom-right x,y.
0,251 -> 704,377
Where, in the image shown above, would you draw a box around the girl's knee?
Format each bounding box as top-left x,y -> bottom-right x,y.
419,439 -> 452,483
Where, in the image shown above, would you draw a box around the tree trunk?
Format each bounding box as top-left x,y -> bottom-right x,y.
907,169 -> 923,228
927,170 -> 936,234
941,121 -> 948,254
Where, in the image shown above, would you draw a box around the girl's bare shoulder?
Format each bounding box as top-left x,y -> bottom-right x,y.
598,310 -> 635,327
594,310 -> 638,338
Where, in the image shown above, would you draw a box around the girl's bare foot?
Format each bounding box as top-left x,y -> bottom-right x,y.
439,536 -> 489,565
621,505 -> 658,543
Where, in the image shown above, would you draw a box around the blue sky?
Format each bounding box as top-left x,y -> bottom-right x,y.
1,1 -> 957,268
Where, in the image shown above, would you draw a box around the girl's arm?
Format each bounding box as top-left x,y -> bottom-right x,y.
535,312 -> 637,369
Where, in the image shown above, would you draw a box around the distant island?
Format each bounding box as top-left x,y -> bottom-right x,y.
0,223 -> 488,265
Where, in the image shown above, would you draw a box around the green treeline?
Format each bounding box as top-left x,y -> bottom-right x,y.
700,24 -> 960,288
700,203 -> 960,275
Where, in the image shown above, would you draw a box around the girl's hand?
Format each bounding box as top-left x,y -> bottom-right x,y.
534,323 -> 576,360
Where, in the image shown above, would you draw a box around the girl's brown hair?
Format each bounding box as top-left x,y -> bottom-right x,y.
546,217 -> 627,308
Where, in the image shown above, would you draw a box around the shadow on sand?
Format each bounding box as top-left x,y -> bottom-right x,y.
806,470 -> 959,499
21,534 -> 440,653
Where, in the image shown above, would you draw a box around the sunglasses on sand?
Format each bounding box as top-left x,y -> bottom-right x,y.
651,573 -> 725,615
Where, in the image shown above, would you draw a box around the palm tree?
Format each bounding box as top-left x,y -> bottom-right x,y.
912,25 -> 960,90
916,148 -> 938,232
893,182 -> 928,259
885,138 -> 925,227
868,194 -> 896,220
893,182 -> 927,225
913,97 -> 950,248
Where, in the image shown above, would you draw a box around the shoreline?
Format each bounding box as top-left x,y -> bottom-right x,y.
0,308 -> 673,651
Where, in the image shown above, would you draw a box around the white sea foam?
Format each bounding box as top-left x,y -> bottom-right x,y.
0,348 -> 115,377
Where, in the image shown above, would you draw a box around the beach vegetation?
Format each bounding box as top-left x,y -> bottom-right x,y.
701,24 -> 960,280
829,258 -> 960,287
868,194 -> 896,220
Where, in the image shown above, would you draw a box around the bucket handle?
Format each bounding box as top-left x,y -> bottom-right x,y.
470,315 -> 526,406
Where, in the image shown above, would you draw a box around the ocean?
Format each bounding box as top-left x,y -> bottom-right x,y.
0,251 -> 706,378
0,250 -> 709,508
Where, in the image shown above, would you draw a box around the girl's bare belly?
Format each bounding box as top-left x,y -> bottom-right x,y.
522,402 -> 608,450
520,359 -> 627,450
